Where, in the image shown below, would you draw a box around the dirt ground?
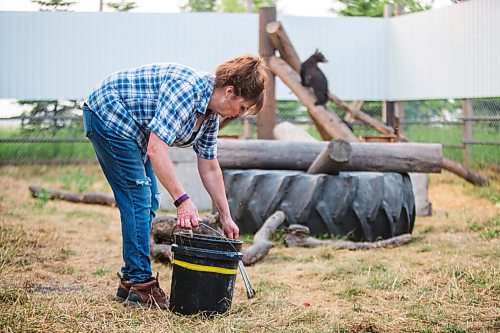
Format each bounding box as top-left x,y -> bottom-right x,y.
0,165 -> 498,332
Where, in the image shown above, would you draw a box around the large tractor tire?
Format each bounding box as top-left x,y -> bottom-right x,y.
223,170 -> 415,241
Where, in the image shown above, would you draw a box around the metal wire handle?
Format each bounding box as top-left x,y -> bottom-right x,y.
170,223 -> 240,254
171,222 -> 256,299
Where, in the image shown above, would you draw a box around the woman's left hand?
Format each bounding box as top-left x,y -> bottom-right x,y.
220,216 -> 239,240
177,198 -> 200,230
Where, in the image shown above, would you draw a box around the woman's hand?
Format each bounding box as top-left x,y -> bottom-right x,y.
176,199 -> 200,229
220,215 -> 239,240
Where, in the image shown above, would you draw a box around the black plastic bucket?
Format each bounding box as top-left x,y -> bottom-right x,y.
169,232 -> 243,316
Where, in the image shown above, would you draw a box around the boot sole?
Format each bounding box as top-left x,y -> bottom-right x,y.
124,299 -> 169,310
112,295 -> 127,303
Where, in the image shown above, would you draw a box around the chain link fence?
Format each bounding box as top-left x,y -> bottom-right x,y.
1,98 -> 498,168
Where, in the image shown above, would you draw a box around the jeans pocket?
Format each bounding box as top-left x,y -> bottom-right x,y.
82,107 -> 93,138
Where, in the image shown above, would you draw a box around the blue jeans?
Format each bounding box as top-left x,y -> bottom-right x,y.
83,107 -> 160,283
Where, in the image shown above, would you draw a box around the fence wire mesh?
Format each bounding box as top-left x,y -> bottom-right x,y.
0,98 -> 498,169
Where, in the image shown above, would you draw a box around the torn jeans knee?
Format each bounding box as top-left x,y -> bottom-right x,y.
135,177 -> 152,187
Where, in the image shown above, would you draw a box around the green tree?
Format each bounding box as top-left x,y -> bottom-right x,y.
31,0 -> 75,11
181,0 -> 217,12
18,100 -> 81,134
20,1 -> 80,133
181,0 -> 276,13
220,0 -> 245,12
106,0 -> 137,12
332,0 -> 430,17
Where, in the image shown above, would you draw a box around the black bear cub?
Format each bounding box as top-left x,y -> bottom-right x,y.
300,49 -> 329,106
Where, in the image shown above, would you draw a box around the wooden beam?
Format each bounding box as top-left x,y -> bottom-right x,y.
307,139 -> 352,174
268,56 -> 358,142
442,158 -> 489,186
266,21 -> 302,72
266,21 -> 394,135
328,92 -> 395,135
258,7 -> 276,139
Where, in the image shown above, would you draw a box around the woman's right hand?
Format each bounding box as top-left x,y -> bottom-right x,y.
176,199 -> 200,229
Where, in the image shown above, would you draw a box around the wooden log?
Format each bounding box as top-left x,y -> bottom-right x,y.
266,21 -> 394,135
268,56 -> 358,142
273,103 -> 487,187
217,139 -> 443,173
149,214 -> 222,265
308,139 -> 442,174
285,224 -> 412,250
218,139 -> 325,170
442,158 -> 489,186
150,243 -> 173,265
151,213 -> 222,245
272,121 -> 317,142
307,139 -> 352,174
266,21 -> 302,74
82,193 -> 116,206
29,185 -> 116,206
242,210 -> 285,266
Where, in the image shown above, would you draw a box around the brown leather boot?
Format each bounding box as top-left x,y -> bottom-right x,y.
124,273 -> 169,310
112,273 -> 132,302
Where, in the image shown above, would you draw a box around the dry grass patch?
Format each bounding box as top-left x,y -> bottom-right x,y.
0,166 -> 498,332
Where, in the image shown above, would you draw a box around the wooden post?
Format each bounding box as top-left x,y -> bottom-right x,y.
384,101 -> 395,127
258,7 -> 276,139
462,99 -> 473,166
382,4 -> 394,126
393,4 -> 405,137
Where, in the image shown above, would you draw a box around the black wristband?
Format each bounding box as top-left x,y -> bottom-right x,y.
174,193 -> 190,207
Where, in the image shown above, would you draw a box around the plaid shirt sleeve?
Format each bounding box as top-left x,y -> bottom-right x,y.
147,79 -> 195,145
193,116 -> 219,160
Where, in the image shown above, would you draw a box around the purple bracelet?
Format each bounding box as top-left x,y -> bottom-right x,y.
174,193 -> 190,207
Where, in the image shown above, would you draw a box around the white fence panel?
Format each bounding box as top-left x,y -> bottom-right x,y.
389,0 -> 500,100
1,0 -> 499,101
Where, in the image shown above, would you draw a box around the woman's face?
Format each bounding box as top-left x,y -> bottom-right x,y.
217,87 -> 255,118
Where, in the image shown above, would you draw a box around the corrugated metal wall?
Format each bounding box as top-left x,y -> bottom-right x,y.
389,0 -> 500,100
0,0 -> 499,101
0,12 -> 258,100
277,15 -> 387,100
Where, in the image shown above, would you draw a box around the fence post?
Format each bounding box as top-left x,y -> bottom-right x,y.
382,4 -> 394,126
393,4 -> 405,136
258,7 -> 276,139
462,98 -> 473,166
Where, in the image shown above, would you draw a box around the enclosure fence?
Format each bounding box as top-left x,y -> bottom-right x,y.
0,97 -> 498,169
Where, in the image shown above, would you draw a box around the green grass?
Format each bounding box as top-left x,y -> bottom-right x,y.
0,165 -> 499,332
0,127 -> 95,161
1,118 -> 498,167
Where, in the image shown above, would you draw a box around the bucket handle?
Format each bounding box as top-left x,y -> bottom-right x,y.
170,222 -> 256,299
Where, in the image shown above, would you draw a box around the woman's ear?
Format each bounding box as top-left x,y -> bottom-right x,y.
224,86 -> 235,97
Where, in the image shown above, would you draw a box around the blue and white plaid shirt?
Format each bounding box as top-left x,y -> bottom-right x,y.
85,63 -> 219,162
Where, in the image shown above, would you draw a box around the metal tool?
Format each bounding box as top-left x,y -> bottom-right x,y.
238,261 -> 256,299
196,223 -> 256,299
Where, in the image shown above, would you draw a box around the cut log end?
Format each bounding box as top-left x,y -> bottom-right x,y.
266,21 -> 281,34
328,139 -> 352,162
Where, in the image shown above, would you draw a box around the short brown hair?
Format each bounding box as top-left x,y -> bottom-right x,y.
215,54 -> 268,115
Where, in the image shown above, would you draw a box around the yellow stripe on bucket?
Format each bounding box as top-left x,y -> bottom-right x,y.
173,259 -> 237,275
